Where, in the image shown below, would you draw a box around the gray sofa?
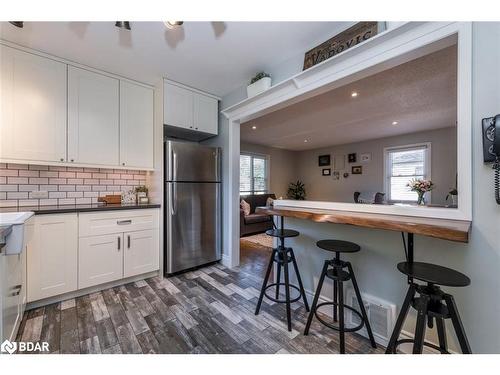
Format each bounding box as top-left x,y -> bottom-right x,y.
240,193 -> 276,236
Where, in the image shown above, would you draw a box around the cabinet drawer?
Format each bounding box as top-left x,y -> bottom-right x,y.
79,209 -> 159,237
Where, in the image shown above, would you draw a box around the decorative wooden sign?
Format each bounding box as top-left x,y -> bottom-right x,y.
303,22 -> 381,70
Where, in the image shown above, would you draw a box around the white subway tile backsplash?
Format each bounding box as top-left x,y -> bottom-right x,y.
49,178 -> 67,184
67,192 -> 84,198
39,199 -> 58,206
0,169 -> 19,177
49,191 -> 66,199
39,185 -> 58,192
7,192 -> 28,199
59,172 -> 76,178
19,185 -> 40,192
19,170 -> 40,177
1,163 -> 149,207
18,199 -> 39,206
7,163 -> 28,170
67,178 -> 83,185
0,185 -> 18,192
39,171 -> 59,178
7,177 -> 28,184
29,177 -> 49,185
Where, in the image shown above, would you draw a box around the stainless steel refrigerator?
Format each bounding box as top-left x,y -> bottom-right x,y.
164,140 -> 221,275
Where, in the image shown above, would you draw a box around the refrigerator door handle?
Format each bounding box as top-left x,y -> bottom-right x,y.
172,182 -> 177,215
172,149 -> 178,182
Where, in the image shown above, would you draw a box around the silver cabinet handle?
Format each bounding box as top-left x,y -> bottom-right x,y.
117,236 -> 121,250
127,235 -> 131,249
117,220 -> 132,225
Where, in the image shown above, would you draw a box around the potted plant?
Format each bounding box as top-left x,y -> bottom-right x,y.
407,178 -> 434,206
446,188 -> 458,206
247,72 -> 272,98
287,180 -> 306,200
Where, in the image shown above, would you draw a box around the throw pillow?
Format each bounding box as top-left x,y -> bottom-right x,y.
240,199 -> 251,216
266,197 -> 274,206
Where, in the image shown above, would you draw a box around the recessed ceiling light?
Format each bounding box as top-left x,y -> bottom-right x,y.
392,121 -> 398,126
304,139 -> 308,143
164,21 -> 184,29
351,91 -> 358,98
251,126 -> 257,130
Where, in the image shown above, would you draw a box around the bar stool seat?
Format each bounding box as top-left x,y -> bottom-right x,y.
397,262 -> 470,287
265,228 -> 300,238
317,239 -> 360,253
386,262 -> 472,354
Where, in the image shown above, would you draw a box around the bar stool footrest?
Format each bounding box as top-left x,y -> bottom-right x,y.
264,283 -> 302,303
392,339 -> 450,354
314,302 -> 365,333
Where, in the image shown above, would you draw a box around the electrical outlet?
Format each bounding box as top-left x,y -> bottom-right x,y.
31,191 -> 48,199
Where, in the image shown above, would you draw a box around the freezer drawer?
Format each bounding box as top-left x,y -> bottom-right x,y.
166,182 -> 221,274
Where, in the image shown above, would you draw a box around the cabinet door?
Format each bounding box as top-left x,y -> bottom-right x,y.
27,214 -> 78,302
79,233 -> 123,289
124,229 -> 159,278
193,92 -> 218,135
68,66 -> 119,165
1,252 -> 22,341
164,82 -> 193,129
0,45 -> 67,163
120,81 -> 154,169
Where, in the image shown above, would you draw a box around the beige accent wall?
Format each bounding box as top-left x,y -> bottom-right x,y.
295,127 -> 457,205
240,142 -> 298,199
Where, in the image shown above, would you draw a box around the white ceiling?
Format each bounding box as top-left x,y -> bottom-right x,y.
241,45 -> 457,151
0,21 -> 351,97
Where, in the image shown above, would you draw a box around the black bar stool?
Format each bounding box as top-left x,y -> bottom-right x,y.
255,228 -> 310,331
304,240 -> 377,354
386,261 -> 472,354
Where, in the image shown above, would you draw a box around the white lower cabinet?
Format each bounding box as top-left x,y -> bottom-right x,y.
124,229 -> 160,278
26,209 -> 160,303
27,214 -> 78,302
78,233 -> 124,289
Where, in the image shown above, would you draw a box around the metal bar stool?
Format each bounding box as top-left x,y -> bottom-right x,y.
386,261 -> 471,354
254,223 -> 310,331
304,240 -> 377,354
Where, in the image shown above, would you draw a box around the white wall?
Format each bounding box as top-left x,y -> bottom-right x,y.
212,22 -> 500,353
296,127 -> 457,205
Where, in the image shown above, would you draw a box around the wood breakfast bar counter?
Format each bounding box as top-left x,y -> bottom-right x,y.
256,205 -> 471,264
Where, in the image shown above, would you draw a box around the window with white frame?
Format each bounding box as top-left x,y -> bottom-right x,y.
240,153 -> 269,195
384,143 -> 431,202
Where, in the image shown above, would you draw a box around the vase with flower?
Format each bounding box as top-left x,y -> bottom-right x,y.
407,178 -> 434,206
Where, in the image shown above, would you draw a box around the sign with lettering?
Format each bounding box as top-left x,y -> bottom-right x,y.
303,22 -> 382,70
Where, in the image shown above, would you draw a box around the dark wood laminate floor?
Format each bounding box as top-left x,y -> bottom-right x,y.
15,261 -> 383,354
239,237 -> 273,278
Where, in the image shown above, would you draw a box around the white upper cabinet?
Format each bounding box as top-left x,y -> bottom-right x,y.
0,45 -> 67,163
164,80 -> 219,136
120,81 -> 154,169
164,82 -> 193,130
193,92 -> 218,134
68,66 -> 120,165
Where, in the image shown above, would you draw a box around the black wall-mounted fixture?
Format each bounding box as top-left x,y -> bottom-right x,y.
115,21 -> 131,30
9,22 -> 24,28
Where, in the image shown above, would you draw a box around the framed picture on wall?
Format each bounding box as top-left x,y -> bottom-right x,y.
334,154 -> 345,170
333,171 -> 340,180
322,168 -> 331,176
352,166 -> 362,174
348,153 -> 357,163
318,154 -> 331,166
360,153 -> 372,162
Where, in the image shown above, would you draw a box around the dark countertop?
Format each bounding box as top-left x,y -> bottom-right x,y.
0,203 -> 161,215
0,225 -> 13,249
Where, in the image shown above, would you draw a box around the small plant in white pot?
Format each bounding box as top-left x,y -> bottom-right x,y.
247,72 -> 271,98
